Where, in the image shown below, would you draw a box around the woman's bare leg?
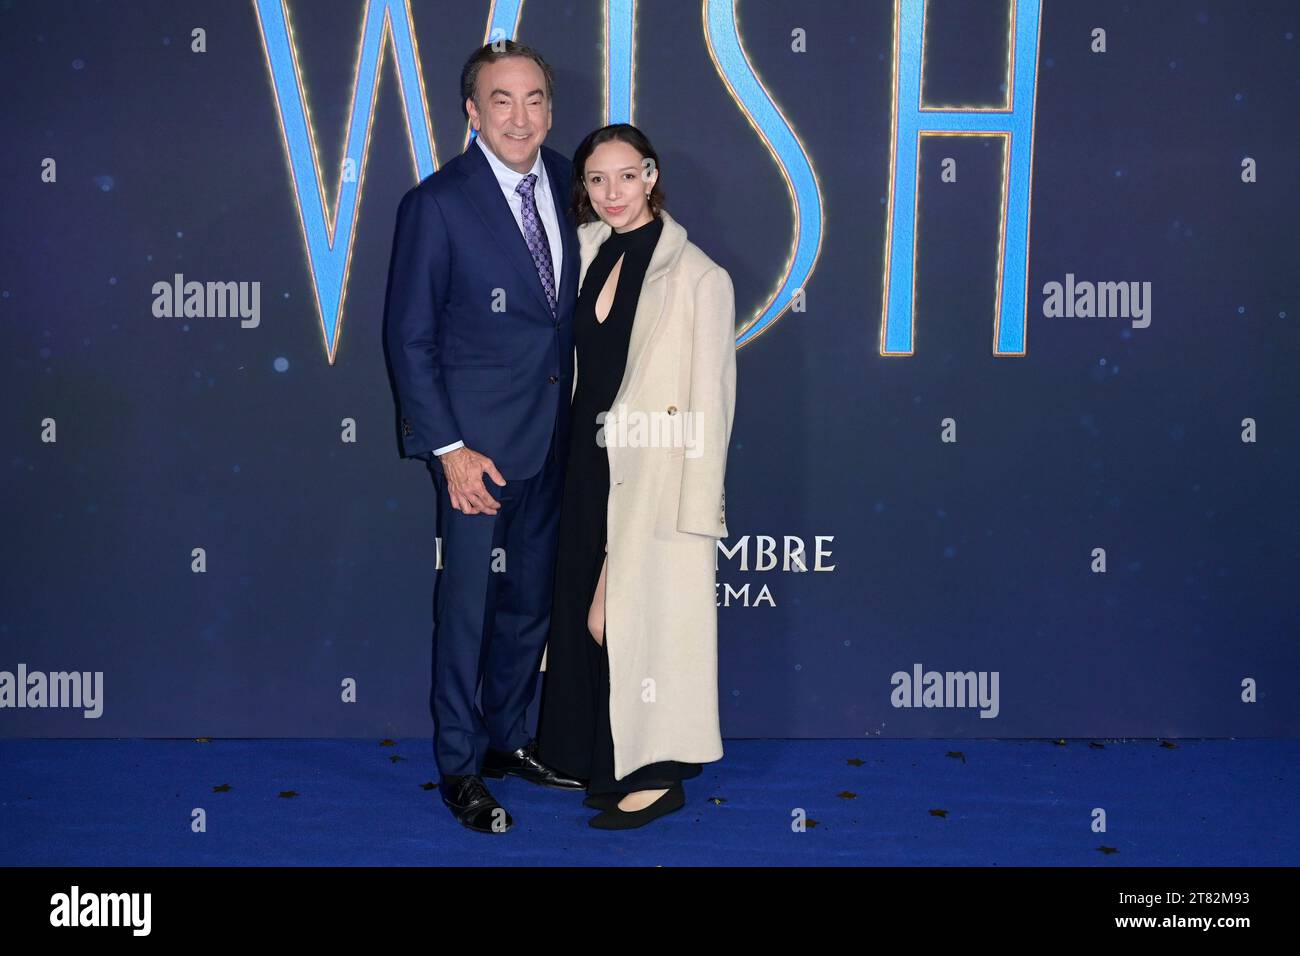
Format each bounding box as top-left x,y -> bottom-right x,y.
587,555 -> 607,646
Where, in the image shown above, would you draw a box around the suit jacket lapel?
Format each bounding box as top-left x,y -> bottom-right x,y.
541,148 -> 578,318
458,139 -> 556,318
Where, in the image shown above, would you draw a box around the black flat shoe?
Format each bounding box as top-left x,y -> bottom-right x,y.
583,792 -> 622,811
587,784 -> 685,830
440,774 -> 512,834
482,739 -> 586,790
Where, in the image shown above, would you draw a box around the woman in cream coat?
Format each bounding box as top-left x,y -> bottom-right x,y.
536,124 -> 736,829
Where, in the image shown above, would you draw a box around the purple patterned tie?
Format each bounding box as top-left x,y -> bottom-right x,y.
515,173 -> 556,316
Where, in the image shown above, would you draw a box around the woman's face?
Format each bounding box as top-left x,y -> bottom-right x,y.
583,139 -> 658,230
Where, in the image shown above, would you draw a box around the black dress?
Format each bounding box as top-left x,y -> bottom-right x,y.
536,214 -> 702,795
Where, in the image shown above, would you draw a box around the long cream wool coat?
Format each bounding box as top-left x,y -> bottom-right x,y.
566,208 -> 736,780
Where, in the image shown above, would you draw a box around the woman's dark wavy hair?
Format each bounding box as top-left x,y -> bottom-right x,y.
570,124 -> 666,225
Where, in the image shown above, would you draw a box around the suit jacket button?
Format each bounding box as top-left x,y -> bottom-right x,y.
549,375 -> 558,384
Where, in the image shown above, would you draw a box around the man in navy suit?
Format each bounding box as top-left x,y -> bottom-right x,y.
383,41 -> 583,833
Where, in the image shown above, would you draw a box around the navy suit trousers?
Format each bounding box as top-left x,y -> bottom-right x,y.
428,420 -> 563,778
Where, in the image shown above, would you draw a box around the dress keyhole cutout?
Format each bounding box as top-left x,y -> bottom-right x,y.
595,253 -> 625,325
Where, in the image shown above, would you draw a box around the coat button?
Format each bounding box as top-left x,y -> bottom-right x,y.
548,375 -> 558,384
666,405 -> 677,415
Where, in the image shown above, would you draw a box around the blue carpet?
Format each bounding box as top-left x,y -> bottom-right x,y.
1,739 -> 1294,866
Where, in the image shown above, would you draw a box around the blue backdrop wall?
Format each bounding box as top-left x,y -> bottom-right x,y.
2,0 -> 1297,737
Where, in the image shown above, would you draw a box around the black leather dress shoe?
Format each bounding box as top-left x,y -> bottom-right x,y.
587,784 -> 685,830
440,774 -> 512,833
481,739 -> 585,789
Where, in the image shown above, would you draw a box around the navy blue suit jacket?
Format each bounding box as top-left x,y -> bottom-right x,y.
382,140 -> 578,481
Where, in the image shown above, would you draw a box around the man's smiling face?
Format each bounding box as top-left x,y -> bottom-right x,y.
466,55 -> 552,174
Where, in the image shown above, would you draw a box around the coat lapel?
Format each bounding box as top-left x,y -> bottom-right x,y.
458,138 -> 560,318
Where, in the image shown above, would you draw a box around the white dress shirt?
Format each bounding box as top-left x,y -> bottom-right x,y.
432,134 -> 564,458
